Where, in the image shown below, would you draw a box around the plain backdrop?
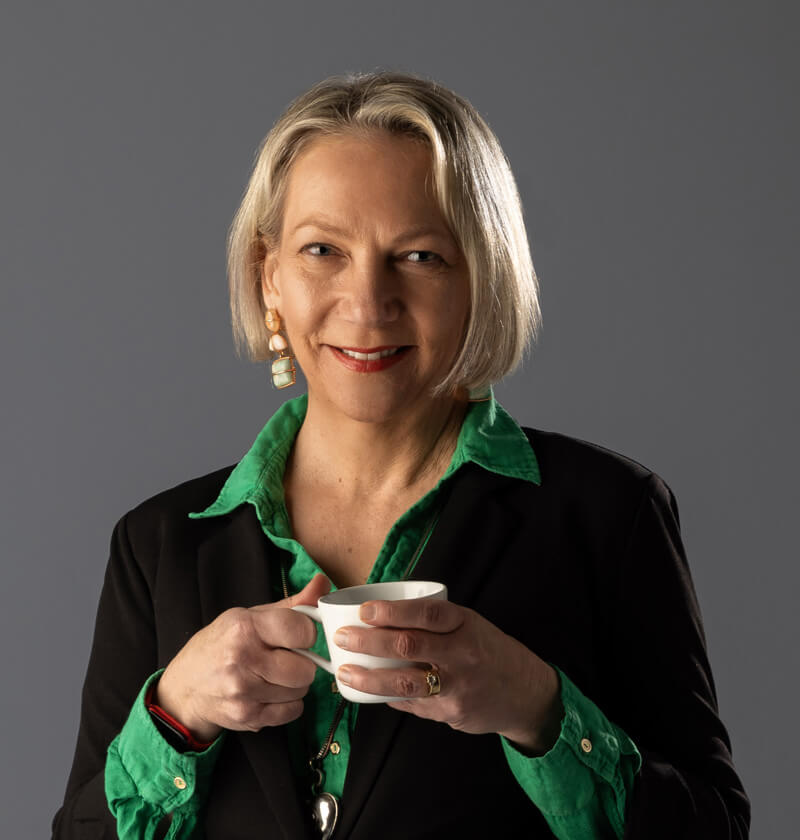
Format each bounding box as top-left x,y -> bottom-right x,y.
1,2 -> 796,837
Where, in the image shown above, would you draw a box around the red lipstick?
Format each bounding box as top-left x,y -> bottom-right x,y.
330,345 -> 412,373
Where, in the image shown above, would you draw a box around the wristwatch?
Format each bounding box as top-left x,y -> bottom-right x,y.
145,683 -> 215,753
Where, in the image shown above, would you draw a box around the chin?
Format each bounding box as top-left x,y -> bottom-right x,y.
309,377 -> 432,425
332,391 -> 415,425
306,357 -> 455,425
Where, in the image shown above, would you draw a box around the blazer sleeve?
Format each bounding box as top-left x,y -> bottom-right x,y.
52,513 -> 163,839
606,473 -> 750,838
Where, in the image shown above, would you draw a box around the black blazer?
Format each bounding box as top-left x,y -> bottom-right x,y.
53,428 -> 749,839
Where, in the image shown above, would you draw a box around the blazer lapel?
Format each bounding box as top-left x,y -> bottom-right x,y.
197,505 -> 313,840
414,465 -> 524,607
338,466 -> 524,837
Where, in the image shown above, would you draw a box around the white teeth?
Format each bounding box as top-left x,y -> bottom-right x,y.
339,347 -> 401,361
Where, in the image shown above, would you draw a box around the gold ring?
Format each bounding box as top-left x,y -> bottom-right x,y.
424,668 -> 441,696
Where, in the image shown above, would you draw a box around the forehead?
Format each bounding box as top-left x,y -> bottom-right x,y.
280,131 -> 449,239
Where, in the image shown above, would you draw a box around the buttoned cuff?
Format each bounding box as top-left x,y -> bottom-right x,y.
106,670 -> 224,818
501,666 -> 641,836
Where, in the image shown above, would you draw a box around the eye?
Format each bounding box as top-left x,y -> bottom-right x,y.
303,242 -> 336,257
406,250 -> 443,264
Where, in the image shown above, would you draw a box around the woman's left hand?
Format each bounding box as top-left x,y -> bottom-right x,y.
333,597 -> 563,755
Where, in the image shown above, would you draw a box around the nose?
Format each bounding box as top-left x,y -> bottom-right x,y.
337,252 -> 401,327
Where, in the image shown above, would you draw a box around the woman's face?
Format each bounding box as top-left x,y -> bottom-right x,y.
261,130 -> 470,425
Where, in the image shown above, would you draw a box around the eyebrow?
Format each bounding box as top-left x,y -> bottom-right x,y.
290,216 -> 451,244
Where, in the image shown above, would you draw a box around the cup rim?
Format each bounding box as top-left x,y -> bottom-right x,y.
319,580 -> 445,607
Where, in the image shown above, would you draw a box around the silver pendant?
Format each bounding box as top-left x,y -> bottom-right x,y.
311,792 -> 339,839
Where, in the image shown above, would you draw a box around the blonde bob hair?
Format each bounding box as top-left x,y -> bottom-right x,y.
228,70 -> 540,394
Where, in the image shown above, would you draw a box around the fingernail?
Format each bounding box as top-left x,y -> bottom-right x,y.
337,666 -> 353,685
360,604 -> 376,621
334,629 -> 349,648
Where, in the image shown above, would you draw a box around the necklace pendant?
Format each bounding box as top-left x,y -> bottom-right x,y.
311,792 -> 339,839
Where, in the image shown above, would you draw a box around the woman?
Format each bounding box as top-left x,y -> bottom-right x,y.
54,71 -> 749,839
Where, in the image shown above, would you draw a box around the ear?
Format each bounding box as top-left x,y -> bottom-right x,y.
259,252 -> 281,311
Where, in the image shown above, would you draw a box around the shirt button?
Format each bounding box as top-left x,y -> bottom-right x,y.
331,681 -> 339,694
173,776 -> 187,790
330,742 -> 341,755
580,738 -> 593,754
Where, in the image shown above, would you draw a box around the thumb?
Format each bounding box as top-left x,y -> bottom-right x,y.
281,573 -> 332,608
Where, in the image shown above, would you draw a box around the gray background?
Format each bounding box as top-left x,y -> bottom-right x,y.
1,1 -> 796,836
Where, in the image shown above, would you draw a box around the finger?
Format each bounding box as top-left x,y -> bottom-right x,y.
254,699 -> 305,728
249,604 -> 319,650
387,699 -> 429,715
222,675 -> 310,707
334,625 -> 449,664
249,574 -> 331,612
385,698 -> 448,724
283,573 -> 332,608
245,680 -> 312,705
337,664 -> 440,701
286,573 -> 332,608
358,597 -> 464,633
249,647 -> 317,690
223,698 -> 305,732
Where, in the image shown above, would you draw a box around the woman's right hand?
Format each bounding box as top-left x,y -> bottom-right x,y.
154,574 -> 330,743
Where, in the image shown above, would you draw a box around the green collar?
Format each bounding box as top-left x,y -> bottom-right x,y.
189,391 -> 540,527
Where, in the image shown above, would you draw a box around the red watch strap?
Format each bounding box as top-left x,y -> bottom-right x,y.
145,683 -> 215,751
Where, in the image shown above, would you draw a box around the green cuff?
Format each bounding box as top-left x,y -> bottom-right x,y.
106,670 -> 225,815
501,667 -> 641,836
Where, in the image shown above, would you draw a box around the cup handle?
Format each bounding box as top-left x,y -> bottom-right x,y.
290,605 -> 334,674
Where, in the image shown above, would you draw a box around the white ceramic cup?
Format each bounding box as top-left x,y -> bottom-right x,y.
291,580 -> 447,703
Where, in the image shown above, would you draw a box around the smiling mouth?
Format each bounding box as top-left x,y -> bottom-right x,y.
330,345 -> 412,372
337,346 -> 406,361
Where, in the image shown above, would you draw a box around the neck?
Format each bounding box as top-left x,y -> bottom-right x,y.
289,392 -> 469,501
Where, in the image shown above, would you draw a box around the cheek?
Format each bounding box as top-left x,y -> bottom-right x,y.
278,283 -> 331,363
277,274 -> 317,323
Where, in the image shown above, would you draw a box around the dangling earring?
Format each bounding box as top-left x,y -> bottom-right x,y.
265,309 -> 296,389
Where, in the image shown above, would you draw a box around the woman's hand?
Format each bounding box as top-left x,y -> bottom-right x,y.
154,574 -> 331,743
333,597 -> 563,755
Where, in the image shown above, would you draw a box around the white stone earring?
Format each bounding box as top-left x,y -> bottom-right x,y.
265,309 -> 296,389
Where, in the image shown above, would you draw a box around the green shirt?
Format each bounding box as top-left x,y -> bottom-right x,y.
105,393 -> 641,838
